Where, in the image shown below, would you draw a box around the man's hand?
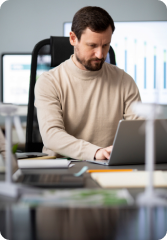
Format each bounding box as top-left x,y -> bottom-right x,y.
95,146 -> 113,160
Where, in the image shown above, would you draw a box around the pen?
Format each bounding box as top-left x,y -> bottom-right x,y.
87,169 -> 138,173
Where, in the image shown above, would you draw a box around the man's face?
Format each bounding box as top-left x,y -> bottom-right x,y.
70,26 -> 112,71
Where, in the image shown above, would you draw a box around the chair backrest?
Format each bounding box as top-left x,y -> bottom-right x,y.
25,36 -> 116,152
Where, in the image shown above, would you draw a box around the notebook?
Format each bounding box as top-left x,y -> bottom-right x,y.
91,171 -> 167,188
18,159 -> 72,169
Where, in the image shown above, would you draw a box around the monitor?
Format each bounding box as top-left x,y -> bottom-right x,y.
63,21 -> 167,104
1,53 -> 51,105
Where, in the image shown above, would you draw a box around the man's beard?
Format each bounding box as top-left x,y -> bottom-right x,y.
75,48 -> 105,71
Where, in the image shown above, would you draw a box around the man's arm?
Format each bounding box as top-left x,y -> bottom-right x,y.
94,72 -> 141,160
122,71 -> 141,120
35,74 -> 100,160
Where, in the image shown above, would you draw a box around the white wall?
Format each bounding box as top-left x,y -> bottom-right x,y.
0,0 -> 167,100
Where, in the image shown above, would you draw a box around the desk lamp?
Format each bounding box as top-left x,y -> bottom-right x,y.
0,104 -> 38,198
131,102 -> 167,206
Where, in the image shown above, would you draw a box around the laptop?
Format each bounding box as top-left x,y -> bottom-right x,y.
12,156 -> 84,187
86,119 -> 167,166
12,161 -> 84,188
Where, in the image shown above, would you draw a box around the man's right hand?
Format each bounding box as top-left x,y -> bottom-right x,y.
94,146 -> 113,160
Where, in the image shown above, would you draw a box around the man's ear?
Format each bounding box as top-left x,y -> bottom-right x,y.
69,31 -> 78,46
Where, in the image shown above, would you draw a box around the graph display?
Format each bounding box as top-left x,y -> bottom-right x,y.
2,54 -> 51,105
64,21 -> 167,104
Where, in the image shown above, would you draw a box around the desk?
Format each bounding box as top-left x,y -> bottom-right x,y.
18,161 -> 167,196
0,162 -> 167,240
1,161 -> 167,198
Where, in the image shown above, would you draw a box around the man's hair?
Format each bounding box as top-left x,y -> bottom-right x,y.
71,6 -> 115,41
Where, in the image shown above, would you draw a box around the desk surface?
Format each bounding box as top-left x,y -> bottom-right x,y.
1,161 -> 167,196
0,162 -> 167,240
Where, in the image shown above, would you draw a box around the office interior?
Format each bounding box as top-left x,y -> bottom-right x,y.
0,0 -> 167,147
0,0 -> 167,240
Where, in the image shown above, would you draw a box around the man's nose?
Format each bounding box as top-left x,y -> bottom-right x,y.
95,47 -> 103,59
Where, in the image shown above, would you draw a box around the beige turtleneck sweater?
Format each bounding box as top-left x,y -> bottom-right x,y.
35,56 -> 141,160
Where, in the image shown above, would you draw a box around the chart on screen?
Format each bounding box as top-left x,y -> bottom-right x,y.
64,21 -> 167,104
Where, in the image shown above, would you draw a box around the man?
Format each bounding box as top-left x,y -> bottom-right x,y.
35,6 -> 141,161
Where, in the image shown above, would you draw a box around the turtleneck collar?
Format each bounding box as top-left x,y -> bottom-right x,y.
65,55 -> 104,81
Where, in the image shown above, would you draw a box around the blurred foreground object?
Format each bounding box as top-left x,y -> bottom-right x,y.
131,102 -> 167,206
0,103 -> 38,198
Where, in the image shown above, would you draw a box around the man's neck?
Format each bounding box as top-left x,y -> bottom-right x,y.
72,54 -> 87,71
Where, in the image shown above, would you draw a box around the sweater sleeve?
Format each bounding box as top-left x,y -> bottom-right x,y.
34,73 -> 100,160
122,71 -> 141,120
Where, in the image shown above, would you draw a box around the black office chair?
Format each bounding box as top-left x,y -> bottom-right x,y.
25,36 -> 116,152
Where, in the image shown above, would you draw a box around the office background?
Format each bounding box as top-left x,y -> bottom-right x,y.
0,0 -> 167,100
0,0 -> 167,108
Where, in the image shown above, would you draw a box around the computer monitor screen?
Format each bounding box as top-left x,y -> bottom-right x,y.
64,21 -> 167,104
1,54 -> 51,105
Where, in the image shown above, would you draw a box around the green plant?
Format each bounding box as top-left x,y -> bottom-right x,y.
12,143 -> 18,154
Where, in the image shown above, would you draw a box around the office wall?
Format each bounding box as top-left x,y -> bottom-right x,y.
0,0 -> 167,101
